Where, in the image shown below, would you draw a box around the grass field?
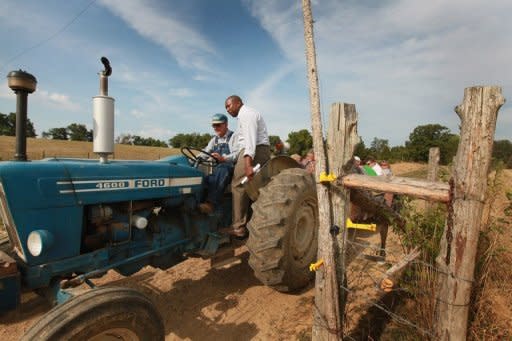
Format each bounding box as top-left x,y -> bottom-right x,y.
0,136 -> 180,161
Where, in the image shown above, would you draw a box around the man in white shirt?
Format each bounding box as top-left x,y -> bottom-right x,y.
224,95 -> 270,238
198,113 -> 239,214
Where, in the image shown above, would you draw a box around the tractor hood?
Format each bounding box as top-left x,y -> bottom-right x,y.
0,157 -> 203,263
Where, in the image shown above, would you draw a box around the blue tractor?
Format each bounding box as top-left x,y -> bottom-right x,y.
0,59 -> 319,340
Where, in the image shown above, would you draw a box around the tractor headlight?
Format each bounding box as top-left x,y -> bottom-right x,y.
27,230 -> 54,257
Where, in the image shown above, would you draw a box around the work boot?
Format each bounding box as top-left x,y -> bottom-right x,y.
198,202 -> 214,214
376,249 -> 386,264
219,226 -> 248,239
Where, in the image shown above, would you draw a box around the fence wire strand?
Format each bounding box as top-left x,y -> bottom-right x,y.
338,232 -> 474,339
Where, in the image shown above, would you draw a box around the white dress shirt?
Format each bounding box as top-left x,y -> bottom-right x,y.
236,105 -> 269,158
371,162 -> 384,176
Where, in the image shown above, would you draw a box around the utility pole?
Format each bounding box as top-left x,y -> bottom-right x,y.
302,0 -> 342,339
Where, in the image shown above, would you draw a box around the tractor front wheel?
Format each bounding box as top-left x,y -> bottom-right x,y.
22,286 -> 164,341
247,168 -> 318,292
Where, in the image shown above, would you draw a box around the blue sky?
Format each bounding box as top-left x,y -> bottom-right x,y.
0,0 -> 510,147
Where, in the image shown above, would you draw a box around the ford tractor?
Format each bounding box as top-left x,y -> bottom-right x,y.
0,58 -> 319,340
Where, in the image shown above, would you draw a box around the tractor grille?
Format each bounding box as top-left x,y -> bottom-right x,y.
0,182 -> 24,260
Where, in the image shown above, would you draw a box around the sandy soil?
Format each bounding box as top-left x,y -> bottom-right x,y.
0,248 -> 314,341
1,164 -> 510,340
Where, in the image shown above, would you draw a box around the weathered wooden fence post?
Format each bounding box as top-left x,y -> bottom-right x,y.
326,102 -> 359,333
302,1 -> 342,339
435,86 -> 504,340
427,147 -> 440,182
426,147 -> 440,210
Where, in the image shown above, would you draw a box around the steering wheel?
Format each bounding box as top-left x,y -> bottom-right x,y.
180,146 -> 219,167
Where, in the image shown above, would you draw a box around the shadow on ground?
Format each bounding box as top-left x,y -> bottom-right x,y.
103,252 -> 261,340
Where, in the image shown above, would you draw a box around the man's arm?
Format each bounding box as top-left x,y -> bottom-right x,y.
240,109 -> 259,178
221,132 -> 239,163
198,137 -> 215,159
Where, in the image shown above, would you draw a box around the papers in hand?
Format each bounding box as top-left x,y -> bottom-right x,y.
240,163 -> 261,185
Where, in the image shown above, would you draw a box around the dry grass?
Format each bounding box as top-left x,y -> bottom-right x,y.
379,167 -> 512,339
468,169 -> 512,340
0,136 -> 180,161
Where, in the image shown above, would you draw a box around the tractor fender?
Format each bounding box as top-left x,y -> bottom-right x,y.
244,156 -> 301,202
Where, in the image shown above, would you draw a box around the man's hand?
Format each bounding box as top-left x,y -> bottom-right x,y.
211,152 -> 225,163
244,156 -> 254,179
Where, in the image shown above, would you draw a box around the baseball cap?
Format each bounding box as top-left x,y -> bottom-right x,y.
211,113 -> 228,124
354,156 -> 361,161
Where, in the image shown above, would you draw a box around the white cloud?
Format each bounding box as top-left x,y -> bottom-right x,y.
33,89 -> 80,111
247,62 -> 299,102
0,83 -> 15,99
99,0 -> 218,74
244,0 -> 512,144
130,109 -> 146,118
137,126 -> 175,141
169,88 -> 193,98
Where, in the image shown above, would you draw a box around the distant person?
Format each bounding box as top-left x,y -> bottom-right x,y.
380,160 -> 393,176
353,155 -> 364,174
290,154 -> 302,163
273,140 -> 286,157
366,157 -> 383,176
223,95 -> 270,238
198,113 -> 239,214
301,149 -> 315,174
379,160 -> 394,208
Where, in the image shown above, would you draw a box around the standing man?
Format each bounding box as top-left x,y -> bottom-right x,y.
224,95 -> 270,237
198,113 -> 238,214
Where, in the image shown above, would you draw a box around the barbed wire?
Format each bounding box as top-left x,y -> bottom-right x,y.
336,233 -> 476,338
340,282 -> 437,338
345,238 -> 474,284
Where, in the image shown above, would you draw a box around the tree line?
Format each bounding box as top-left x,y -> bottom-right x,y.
0,112 -> 510,167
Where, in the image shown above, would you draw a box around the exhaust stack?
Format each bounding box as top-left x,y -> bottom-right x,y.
93,57 -> 114,164
7,70 -> 37,161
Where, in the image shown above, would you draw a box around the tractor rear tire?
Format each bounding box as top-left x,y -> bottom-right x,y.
247,168 -> 318,292
22,286 -> 164,341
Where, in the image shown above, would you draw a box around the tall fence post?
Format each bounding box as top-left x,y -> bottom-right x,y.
326,102 -> 359,331
427,147 -> 440,182
426,147 -> 440,210
435,86 -> 504,340
302,1 -> 341,339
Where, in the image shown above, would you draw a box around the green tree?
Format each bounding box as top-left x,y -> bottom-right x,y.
353,139 -> 369,161
493,139 -> 512,168
269,135 -> 282,154
369,137 -> 391,160
389,145 -> 408,162
169,133 -> 212,149
287,129 -> 312,156
132,136 -> 168,147
0,112 -> 37,137
67,123 -> 89,141
269,135 -> 281,148
42,127 -> 68,140
116,134 -> 135,145
405,124 -> 458,164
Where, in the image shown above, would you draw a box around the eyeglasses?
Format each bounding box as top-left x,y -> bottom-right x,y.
212,123 -> 223,128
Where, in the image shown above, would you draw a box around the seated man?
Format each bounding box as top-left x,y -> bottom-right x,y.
199,113 -> 239,214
